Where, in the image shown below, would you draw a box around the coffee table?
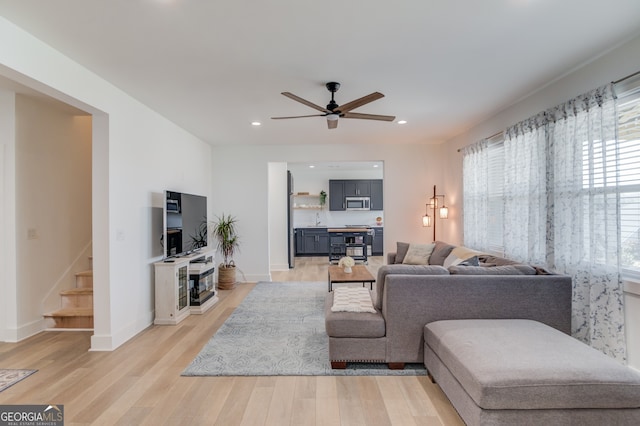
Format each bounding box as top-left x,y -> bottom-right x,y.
327,265 -> 376,292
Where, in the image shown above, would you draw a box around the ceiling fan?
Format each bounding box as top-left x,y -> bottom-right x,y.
271,82 -> 396,129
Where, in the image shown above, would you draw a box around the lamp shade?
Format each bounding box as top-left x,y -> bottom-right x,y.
326,114 -> 339,121
439,206 -> 449,219
422,214 -> 432,227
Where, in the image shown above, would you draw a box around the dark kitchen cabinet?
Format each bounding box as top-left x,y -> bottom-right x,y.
370,180 -> 383,211
329,179 -> 383,211
344,180 -> 371,197
371,227 -> 384,255
295,228 -> 330,255
295,230 -> 304,254
329,180 -> 345,211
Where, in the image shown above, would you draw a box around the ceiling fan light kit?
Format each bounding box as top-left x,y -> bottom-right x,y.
272,82 -> 395,129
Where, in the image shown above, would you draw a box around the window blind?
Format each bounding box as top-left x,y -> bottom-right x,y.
616,90 -> 640,275
486,136 -> 505,255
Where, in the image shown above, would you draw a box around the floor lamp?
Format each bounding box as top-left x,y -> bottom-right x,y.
422,185 -> 448,242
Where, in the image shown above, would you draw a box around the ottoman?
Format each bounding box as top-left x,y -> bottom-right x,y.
424,319 -> 640,426
324,291 -> 387,369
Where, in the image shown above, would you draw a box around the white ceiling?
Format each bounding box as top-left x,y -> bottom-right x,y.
1,0 -> 640,146
288,161 -> 383,173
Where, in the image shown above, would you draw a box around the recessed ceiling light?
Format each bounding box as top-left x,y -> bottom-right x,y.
309,165 -> 315,168
373,164 -> 379,168
398,120 -> 407,125
251,121 -> 261,126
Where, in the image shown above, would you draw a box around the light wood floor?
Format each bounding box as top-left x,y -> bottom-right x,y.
0,256 -> 463,425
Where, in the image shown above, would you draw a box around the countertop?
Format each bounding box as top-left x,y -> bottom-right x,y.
327,227 -> 371,233
295,226 -> 382,231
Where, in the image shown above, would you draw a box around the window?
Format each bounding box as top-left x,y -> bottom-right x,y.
616,89 -> 640,276
486,136 -> 505,255
463,81 -> 640,276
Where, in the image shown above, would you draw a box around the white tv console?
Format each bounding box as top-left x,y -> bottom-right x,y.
153,249 -> 218,325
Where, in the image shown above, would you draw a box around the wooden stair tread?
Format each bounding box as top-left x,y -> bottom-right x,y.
76,270 -> 93,277
45,308 -> 93,317
60,288 -> 93,295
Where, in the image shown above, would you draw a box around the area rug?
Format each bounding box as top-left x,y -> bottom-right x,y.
0,369 -> 37,392
182,281 -> 425,376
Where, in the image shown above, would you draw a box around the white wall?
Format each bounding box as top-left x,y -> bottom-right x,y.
441,33 -> 640,369
212,144 -> 443,281
268,162 -> 288,271
0,17 -> 212,349
15,95 -> 92,335
0,89 -> 17,342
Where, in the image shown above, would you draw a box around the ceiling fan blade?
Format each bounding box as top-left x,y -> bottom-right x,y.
281,92 -> 330,113
327,118 -> 338,129
342,112 -> 396,121
336,92 -> 384,114
271,114 -> 326,120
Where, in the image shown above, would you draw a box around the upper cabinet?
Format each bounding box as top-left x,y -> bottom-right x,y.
329,179 -> 383,211
344,180 -> 371,197
329,181 -> 345,211
370,180 -> 383,210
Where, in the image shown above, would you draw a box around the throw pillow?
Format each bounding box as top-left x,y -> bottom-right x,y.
443,246 -> 484,268
394,242 -> 410,264
429,241 -> 456,265
402,243 -> 436,265
457,256 -> 480,266
478,254 -> 519,266
448,264 -> 537,275
331,287 -> 376,313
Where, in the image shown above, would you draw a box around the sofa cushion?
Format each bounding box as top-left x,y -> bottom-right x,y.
429,241 -> 456,265
424,319 -> 640,410
443,246 -> 485,268
402,243 -> 435,265
373,264 -> 449,310
324,293 -> 385,338
448,264 -> 537,275
394,242 -> 410,264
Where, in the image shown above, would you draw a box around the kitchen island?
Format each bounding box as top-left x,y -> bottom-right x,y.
328,227 -> 369,264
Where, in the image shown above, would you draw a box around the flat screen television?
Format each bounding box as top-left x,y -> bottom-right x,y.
163,190 -> 208,258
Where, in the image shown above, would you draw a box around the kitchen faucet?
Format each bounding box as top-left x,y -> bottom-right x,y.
315,212 -> 321,226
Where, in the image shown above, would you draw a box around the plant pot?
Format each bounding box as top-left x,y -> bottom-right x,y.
218,265 -> 236,290
344,266 -> 352,273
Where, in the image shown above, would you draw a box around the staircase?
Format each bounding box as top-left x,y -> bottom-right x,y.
44,268 -> 94,329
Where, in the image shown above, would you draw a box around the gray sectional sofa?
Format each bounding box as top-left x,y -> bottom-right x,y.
324,241 -> 573,368
424,319 -> 640,425
324,241 -> 640,425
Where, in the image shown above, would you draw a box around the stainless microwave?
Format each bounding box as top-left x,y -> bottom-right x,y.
345,196 -> 371,211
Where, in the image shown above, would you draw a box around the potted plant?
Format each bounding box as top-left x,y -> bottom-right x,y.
319,190 -> 327,208
211,213 -> 240,290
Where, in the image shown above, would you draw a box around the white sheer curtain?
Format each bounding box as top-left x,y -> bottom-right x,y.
461,83 -> 627,361
548,84 -> 626,362
503,113 -> 548,265
462,140 -> 489,252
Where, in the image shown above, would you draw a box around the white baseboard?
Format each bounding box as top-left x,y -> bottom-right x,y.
2,318 -> 47,342
90,333 -> 114,351
270,263 -> 290,271
90,309 -> 154,351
